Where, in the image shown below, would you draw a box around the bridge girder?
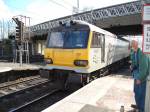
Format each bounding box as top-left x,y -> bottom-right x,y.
142,0 -> 150,4
30,1 -> 142,35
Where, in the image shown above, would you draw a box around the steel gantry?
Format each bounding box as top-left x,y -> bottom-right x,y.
30,1 -> 142,33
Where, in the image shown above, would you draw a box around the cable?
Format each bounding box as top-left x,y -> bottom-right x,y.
6,5 -> 49,21
61,0 -> 75,7
48,0 -> 72,12
9,1 -> 73,22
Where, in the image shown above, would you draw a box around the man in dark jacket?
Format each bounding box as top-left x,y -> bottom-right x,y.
130,40 -> 149,112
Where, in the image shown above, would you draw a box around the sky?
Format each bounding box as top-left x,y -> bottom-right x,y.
0,0 -> 137,25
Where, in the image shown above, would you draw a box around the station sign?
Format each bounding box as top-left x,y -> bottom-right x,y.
143,24 -> 150,53
143,5 -> 150,21
142,4 -> 150,53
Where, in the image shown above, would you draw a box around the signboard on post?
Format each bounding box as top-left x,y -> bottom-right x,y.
143,5 -> 150,21
142,4 -> 150,53
142,24 -> 150,53
143,4 -> 150,112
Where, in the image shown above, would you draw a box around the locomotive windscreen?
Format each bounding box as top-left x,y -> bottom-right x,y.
47,29 -> 89,49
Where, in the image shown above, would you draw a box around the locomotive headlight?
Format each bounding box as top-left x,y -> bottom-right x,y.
45,58 -> 53,64
74,60 -> 88,67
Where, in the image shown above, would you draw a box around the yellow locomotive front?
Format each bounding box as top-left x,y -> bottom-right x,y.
44,21 -> 91,72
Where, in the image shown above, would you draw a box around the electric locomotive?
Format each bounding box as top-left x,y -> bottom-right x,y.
42,20 -> 130,88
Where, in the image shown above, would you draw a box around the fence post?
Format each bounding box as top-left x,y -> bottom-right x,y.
145,74 -> 150,112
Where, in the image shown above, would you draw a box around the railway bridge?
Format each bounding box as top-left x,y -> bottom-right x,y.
30,0 -> 143,36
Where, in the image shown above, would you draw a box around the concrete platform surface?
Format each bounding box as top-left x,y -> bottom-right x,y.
42,74 -> 135,112
0,67 -> 12,73
0,62 -> 42,70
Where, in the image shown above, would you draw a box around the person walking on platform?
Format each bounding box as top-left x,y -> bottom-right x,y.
130,40 -> 149,112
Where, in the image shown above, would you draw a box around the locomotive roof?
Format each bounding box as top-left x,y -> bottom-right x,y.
73,20 -> 117,38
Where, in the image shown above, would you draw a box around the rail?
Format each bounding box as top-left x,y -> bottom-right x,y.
0,76 -> 49,98
0,76 -> 40,89
9,89 -> 60,112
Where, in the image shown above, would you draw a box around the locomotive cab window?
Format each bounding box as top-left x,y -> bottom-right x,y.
64,30 -> 89,48
46,29 -> 90,49
47,32 -> 65,48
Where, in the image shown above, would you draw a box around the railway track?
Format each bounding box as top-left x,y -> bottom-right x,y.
0,75 -> 49,98
0,65 -> 126,112
9,89 -> 60,112
0,75 -> 61,112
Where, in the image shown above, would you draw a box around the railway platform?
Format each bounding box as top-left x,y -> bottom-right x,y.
0,62 -> 42,71
42,69 -> 135,112
0,67 -> 12,73
0,62 -> 42,83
